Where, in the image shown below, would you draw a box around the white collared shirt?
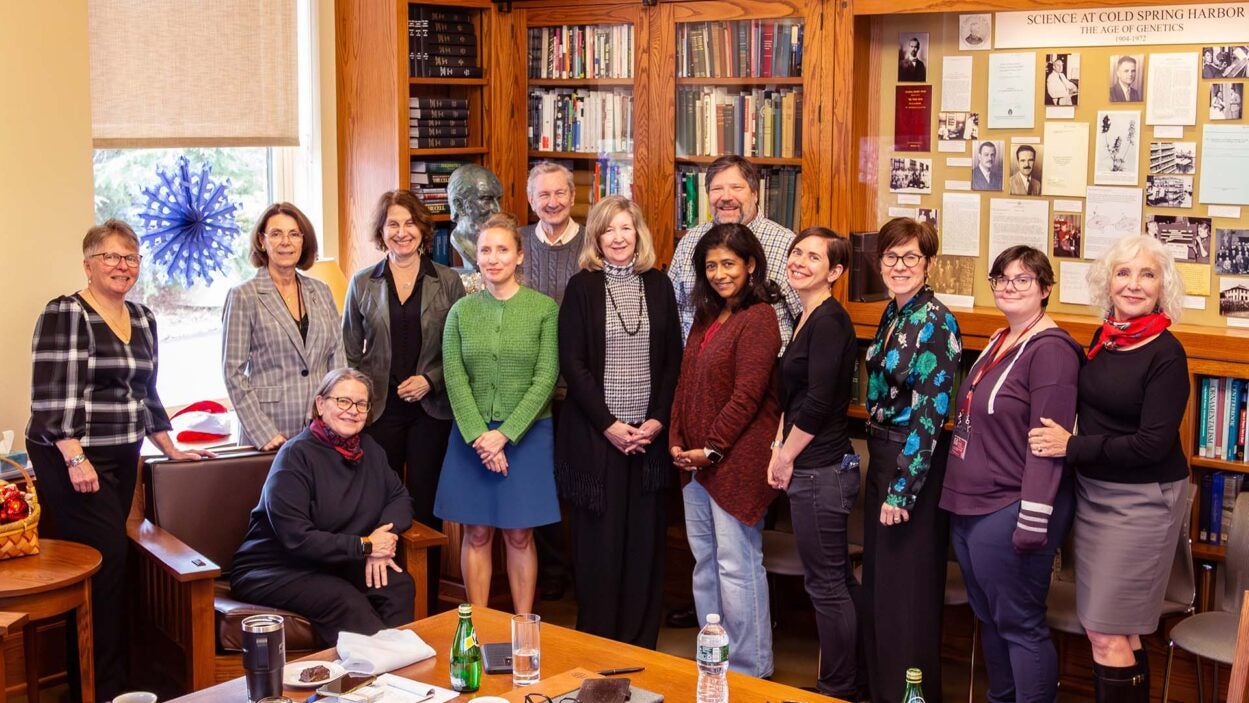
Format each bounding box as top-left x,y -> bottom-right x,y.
533,220 -> 580,247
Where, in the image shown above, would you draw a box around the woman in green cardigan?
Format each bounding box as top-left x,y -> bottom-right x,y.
434,212 -> 561,613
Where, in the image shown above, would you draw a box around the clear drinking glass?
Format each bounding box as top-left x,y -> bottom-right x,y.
511,613 -> 541,685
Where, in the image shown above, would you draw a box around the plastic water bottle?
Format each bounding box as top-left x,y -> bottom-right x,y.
696,613 -> 729,703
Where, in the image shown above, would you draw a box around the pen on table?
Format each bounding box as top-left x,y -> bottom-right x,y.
598,666 -> 645,675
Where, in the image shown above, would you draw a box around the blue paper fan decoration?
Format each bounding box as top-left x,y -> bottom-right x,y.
135,156 -> 241,287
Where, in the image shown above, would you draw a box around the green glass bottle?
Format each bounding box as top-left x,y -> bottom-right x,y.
903,667 -> 926,703
450,604 -> 482,692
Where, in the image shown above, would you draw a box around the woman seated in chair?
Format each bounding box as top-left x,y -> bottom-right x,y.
231,367 -> 416,644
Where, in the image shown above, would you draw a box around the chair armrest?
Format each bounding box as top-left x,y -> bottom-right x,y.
128,518 -> 222,583
401,521 -> 448,550
0,611 -> 28,636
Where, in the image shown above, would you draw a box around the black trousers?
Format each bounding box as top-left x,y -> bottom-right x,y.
365,386 -> 451,610
29,440 -> 141,702
231,564 -> 415,646
570,451 -> 665,648
860,434 -> 949,703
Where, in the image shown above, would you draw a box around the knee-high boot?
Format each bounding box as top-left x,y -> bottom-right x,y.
1133,648 -> 1151,703
1093,662 -> 1147,703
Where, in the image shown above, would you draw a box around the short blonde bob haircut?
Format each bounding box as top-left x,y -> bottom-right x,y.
578,196 -> 656,273
1086,234 -> 1184,321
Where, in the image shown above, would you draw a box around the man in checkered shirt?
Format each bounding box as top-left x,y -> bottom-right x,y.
668,154 -> 802,351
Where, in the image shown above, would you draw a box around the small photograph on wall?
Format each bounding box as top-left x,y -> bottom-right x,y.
1146,214 -> 1212,263
1008,143 -> 1044,196
1149,141 -> 1196,174
929,255 -> 976,297
1215,229 -> 1249,275
971,140 -> 1005,191
898,33 -> 929,82
917,207 -> 939,233
1045,54 -> 1080,106
959,14 -> 991,51
1094,111 -> 1140,185
1210,83 -> 1244,120
1108,54 -> 1144,102
937,112 -> 979,140
889,157 -> 933,194
1206,46 -> 1249,78
1145,175 -> 1194,208
1219,276 -> 1249,319
1053,214 -> 1083,258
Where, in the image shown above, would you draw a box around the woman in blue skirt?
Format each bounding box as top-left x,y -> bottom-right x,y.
434,212 -> 561,613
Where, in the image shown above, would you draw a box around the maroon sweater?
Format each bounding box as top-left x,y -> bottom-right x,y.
670,302 -> 781,525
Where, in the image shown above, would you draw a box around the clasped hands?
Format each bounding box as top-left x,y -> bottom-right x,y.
474,429 -> 510,476
605,419 -> 663,455
365,522 -> 402,588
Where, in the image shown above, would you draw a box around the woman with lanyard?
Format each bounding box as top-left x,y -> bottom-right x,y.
941,246 -> 1081,703
860,217 -> 961,703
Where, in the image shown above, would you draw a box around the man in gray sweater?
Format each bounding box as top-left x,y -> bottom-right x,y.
519,161 -> 584,304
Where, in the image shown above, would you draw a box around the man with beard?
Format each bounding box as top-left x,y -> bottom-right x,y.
519,161 -> 584,305
668,154 -> 801,349
1009,144 -> 1042,196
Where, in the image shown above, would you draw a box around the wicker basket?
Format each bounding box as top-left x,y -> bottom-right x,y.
0,456 -> 39,560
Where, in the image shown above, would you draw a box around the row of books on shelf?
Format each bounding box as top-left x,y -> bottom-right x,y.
1198,471 -> 1244,546
676,19 -> 804,79
675,166 -> 801,232
527,89 -> 633,154
527,24 -> 634,80
408,4 -> 481,78
675,86 -> 802,159
410,98 -> 471,150
410,160 -> 471,216
1198,376 -> 1249,462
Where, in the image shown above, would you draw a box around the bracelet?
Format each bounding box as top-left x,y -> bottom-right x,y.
66,453 -> 88,468
770,440 -> 784,450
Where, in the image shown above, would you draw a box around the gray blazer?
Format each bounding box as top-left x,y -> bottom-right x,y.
222,268 -> 346,446
342,257 -> 465,422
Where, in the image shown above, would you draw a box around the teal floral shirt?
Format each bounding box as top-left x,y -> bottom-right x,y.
865,286 -> 962,510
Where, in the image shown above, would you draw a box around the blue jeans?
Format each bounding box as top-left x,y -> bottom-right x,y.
683,479 -> 773,678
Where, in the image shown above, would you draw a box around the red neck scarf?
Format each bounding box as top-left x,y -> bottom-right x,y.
309,418 -> 364,464
1088,311 -> 1171,360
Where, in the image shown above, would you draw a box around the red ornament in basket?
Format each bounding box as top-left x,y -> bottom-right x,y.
0,458 -> 40,559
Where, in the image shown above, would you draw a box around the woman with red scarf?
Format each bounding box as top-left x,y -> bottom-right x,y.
231,368 -> 416,644
1028,234 -> 1188,702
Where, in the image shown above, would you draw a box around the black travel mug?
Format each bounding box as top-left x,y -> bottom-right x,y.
241,614 -> 286,702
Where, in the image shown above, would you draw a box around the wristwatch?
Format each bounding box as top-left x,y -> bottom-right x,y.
703,445 -> 724,465
361,536 -> 373,556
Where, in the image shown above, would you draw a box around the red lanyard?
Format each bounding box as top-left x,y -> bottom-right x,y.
959,313 -> 1043,420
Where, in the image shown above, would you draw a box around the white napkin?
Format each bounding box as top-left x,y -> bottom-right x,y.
337,629 -> 436,675
374,673 -> 460,703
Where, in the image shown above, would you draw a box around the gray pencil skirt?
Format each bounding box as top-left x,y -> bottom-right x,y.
1074,475 -> 1188,635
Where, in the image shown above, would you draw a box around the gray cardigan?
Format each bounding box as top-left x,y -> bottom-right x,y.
342,257 -> 466,422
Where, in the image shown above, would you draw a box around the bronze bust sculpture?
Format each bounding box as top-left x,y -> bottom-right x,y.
448,164 -> 503,271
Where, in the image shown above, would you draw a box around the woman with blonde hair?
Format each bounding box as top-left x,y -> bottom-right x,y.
1029,234 -> 1188,701
556,196 -> 682,646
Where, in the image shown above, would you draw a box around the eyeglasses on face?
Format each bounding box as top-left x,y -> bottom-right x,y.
265,230 -> 304,242
90,252 -> 143,267
880,252 -> 923,268
988,275 -> 1036,291
324,396 -> 370,413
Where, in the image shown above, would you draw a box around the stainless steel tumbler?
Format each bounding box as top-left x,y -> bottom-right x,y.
241,614 -> 286,702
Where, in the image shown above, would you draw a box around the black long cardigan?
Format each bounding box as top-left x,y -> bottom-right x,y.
555,268 -> 683,513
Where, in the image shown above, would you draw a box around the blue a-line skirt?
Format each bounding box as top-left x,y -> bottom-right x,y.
434,418 -> 561,529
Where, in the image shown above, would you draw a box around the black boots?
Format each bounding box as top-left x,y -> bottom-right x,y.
1093,655 -> 1150,703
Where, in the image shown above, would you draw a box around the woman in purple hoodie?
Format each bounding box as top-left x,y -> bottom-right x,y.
941,245 -> 1082,703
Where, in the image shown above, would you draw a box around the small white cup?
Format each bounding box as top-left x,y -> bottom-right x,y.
113,693 -> 158,703
471,698 -> 509,703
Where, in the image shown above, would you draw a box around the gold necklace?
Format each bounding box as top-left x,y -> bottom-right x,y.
81,289 -> 132,343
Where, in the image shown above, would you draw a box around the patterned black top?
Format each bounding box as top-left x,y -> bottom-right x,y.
865,285 -> 962,509
26,294 -> 172,447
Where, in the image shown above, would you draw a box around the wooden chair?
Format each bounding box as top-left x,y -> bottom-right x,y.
126,450 -> 446,694
0,612 -> 27,703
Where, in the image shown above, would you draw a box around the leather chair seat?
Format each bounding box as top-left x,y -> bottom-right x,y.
213,581 -> 320,653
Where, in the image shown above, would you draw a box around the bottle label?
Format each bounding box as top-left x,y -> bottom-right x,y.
462,632 -> 478,650
697,644 -> 728,664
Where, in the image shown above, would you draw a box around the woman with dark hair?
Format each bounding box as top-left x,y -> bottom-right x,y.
231,367 -> 416,644
669,222 -> 781,678
435,213 -> 561,614
861,217 -> 962,703
942,245 -> 1081,703
1029,234 -> 1189,700
223,202 -> 344,449
766,227 -> 859,698
557,196 -> 682,647
342,190 -> 465,609
27,220 -> 211,700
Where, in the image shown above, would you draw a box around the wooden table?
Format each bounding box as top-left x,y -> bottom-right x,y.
0,539 -> 101,703
170,607 -> 842,702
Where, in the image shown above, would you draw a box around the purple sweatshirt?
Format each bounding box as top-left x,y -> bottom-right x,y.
940,328 -> 1083,528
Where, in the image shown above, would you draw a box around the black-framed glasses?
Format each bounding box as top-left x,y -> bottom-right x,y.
881,252 -> 923,268
524,694 -> 581,703
988,275 -> 1036,291
90,252 -> 142,267
324,396 -> 370,413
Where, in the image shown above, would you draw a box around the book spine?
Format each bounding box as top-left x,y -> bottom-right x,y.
410,126 -> 469,138
1230,379 -> 1244,461
411,5 -> 473,23
1208,377 -> 1220,458
1199,377 -> 1210,457
1240,381 -> 1248,462
1211,472 -> 1226,546
1199,472 -> 1213,543
1222,474 -> 1242,545
409,137 -> 469,149
408,97 -> 469,109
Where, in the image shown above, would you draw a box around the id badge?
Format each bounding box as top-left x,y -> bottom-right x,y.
951,426 -> 970,459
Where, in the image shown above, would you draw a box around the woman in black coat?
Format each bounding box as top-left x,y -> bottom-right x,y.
556,196 -> 683,648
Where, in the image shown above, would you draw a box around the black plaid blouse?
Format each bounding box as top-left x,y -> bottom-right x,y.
26,294 -> 172,447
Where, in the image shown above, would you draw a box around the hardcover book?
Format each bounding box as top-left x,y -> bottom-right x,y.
894,85 -> 932,152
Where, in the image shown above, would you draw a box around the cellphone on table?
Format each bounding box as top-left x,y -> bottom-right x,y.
314,672 -> 378,697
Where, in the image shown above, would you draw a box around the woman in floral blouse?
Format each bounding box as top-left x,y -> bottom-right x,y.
860,217 -> 962,703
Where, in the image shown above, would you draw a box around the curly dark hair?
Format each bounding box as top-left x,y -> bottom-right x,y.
690,223 -> 781,325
